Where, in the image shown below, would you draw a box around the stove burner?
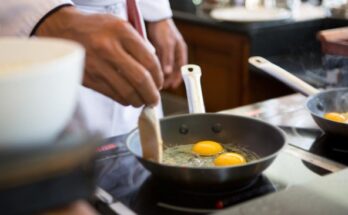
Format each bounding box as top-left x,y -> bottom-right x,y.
280,126 -> 347,175
126,175 -> 275,214
310,135 -> 348,166
162,176 -> 259,195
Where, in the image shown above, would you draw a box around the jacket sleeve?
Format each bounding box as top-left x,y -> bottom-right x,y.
138,0 -> 172,22
0,0 -> 73,37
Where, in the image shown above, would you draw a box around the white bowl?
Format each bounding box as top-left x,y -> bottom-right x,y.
0,38 -> 85,145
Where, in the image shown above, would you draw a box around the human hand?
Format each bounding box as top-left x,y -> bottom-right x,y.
147,19 -> 187,89
35,6 -> 163,107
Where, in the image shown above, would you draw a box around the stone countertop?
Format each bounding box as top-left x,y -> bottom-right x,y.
219,93 -> 317,129
169,1 -> 348,59
215,168 -> 348,215
220,93 -> 347,187
169,0 -> 348,36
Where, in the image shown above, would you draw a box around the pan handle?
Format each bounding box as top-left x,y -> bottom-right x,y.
181,65 -> 206,113
249,56 -> 320,96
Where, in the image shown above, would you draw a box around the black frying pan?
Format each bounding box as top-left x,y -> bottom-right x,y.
127,114 -> 285,189
126,65 -> 286,188
249,56 -> 348,138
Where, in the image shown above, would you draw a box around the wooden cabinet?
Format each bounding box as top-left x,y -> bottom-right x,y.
166,19 -> 296,112
166,9 -> 348,112
167,20 -> 251,112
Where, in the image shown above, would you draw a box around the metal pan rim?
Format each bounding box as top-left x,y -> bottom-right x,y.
126,113 -> 288,170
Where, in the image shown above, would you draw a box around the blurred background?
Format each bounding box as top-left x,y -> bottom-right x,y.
161,0 -> 348,115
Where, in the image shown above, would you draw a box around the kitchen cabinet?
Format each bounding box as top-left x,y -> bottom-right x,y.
165,2 -> 348,112
167,20 -> 250,112
167,19 -> 293,112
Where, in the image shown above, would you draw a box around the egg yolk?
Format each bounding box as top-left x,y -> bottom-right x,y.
192,140 -> 223,156
324,112 -> 346,123
214,153 -> 246,166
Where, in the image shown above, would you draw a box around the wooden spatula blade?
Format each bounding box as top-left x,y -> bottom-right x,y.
138,107 -> 163,163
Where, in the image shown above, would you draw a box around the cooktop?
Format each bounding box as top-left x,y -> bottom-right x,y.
94,135 -> 275,215
93,94 -> 347,214
93,126 -> 346,214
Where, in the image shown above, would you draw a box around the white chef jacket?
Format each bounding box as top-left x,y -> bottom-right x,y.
0,0 -> 172,137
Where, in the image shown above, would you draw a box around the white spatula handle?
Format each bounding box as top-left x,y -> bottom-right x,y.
181,65 -> 206,113
249,56 -> 320,96
138,107 -> 163,163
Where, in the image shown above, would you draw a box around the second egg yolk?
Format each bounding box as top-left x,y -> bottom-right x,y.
214,153 -> 246,166
192,140 -> 223,156
324,112 -> 346,123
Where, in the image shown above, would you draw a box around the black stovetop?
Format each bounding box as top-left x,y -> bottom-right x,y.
282,126 -> 348,166
94,124 -> 347,215
95,135 -> 276,215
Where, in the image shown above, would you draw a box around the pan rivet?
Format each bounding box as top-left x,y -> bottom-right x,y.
317,102 -> 324,111
179,124 -> 189,135
212,123 -> 222,133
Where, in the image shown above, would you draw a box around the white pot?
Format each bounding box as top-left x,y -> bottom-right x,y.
0,38 -> 85,145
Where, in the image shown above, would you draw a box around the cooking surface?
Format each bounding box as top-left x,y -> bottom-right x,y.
95,135 -> 276,215
95,93 -> 347,214
215,168 -> 348,215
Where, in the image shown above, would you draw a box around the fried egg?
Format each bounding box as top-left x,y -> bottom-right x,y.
214,152 -> 246,166
191,140 -> 223,156
323,112 -> 348,123
162,141 -> 257,167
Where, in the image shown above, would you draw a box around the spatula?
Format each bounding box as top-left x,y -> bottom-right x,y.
138,106 -> 163,163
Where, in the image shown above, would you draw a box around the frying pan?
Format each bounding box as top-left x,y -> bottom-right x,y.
126,65 -> 286,188
249,56 -> 348,138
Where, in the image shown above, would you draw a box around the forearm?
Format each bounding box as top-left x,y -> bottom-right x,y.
34,6 -> 79,38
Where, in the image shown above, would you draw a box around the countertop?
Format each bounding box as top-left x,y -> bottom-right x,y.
169,1 -> 348,58
169,1 -> 348,90
95,93 -> 347,214
219,93 -> 317,129
216,168 -> 348,215
169,0 -> 348,36
220,93 -> 347,193
217,95 -> 348,214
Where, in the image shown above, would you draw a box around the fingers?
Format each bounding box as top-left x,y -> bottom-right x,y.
96,63 -> 144,107
147,19 -> 187,90
38,13 -> 164,108
121,27 -> 164,89
82,23 -> 161,107
83,52 -> 145,107
174,36 -> 188,77
171,36 -> 187,89
169,71 -> 183,89
106,43 -> 160,106
83,70 -> 128,106
158,39 -> 175,75
163,36 -> 187,89
158,39 -> 175,89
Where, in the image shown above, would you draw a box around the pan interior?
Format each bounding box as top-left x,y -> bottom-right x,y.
128,114 -> 285,164
307,88 -> 348,116
162,142 -> 259,167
